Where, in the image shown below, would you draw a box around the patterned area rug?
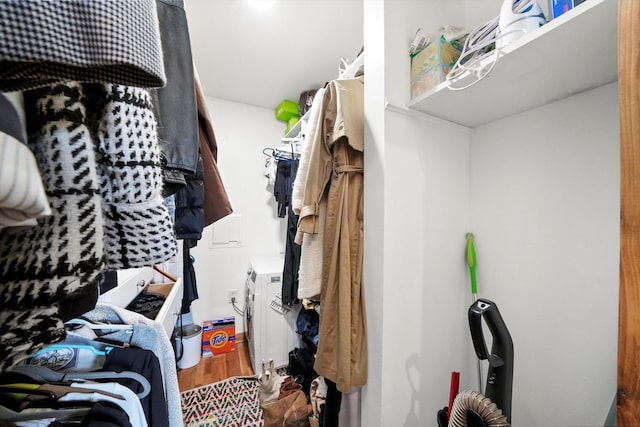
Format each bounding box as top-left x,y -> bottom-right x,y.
181,376 -> 263,427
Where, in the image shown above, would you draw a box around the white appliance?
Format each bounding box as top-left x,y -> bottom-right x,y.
244,257 -> 300,375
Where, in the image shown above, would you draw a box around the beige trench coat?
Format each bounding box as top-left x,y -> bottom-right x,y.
298,77 -> 366,393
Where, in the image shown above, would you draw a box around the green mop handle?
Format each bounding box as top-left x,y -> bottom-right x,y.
466,233 -> 478,297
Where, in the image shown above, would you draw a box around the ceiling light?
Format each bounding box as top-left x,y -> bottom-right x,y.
247,0 -> 276,10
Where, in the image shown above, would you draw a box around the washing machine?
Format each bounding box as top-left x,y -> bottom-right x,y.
244,256 -> 300,375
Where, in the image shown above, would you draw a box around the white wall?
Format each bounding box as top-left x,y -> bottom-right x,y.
362,0 -> 386,423
363,2 -> 620,426
380,111 -> 472,426
363,2 -> 476,426
189,97 -> 286,331
469,83 -> 619,426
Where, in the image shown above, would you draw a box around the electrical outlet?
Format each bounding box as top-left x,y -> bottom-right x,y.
228,289 -> 239,304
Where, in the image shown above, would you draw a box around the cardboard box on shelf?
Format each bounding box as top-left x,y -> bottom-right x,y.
549,0 -> 573,19
410,35 -> 462,99
549,0 -> 586,20
202,317 -> 236,357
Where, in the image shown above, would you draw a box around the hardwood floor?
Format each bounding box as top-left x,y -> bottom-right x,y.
177,335 -> 255,391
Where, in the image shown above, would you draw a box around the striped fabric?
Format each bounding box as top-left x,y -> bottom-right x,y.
0,91 -> 51,229
0,132 -> 51,228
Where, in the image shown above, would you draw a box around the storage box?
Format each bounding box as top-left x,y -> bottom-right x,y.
549,0 -> 573,19
275,99 -> 299,122
549,0 -> 585,19
410,35 -> 462,99
202,317 -> 236,357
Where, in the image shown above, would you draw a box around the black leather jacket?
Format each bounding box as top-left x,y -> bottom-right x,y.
153,0 -> 199,196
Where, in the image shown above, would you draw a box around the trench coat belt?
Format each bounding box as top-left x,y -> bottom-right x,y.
333,164 -> 363,174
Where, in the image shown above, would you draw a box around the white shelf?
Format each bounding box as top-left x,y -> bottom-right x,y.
337,51 -> 364,81
407,0 -> 617,128
282,52 -> 364,140
282,110 -> 306,140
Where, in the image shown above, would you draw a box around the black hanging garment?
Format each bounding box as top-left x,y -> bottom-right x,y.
181,241 -> 199,314
274,160 -> 292,218
282,159 -> 301,305
101,347 -> 169,427
173,155 -> 205,242
173,153 -> 204,314
152,0 -> 200,196
320,378 -> 343,427
296,306 -> 319,353
48,402 -> 133,427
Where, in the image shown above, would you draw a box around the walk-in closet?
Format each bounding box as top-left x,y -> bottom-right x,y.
1,0 -> 638,426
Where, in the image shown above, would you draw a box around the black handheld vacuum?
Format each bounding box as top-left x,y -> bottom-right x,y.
438,233 -> 515,427
440,298 -> 514,427
468,298 -> 513,421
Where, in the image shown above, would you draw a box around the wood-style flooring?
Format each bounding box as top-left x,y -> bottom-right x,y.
177,335 -> 255,391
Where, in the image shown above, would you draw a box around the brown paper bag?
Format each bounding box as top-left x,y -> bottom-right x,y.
262,389 -> 311,427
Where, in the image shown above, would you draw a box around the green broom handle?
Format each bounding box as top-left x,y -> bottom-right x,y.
466,232 -> 483,393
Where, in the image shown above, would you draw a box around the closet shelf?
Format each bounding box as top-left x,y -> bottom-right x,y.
337,51 -> 364,81
407,0 -> 617,128
282,52 -> 364,141
282,110 -> 306,141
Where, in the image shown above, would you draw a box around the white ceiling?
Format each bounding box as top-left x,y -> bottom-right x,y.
184,0 -> 364,110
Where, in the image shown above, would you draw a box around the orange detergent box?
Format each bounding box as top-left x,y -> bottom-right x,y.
202,317 -> 236,357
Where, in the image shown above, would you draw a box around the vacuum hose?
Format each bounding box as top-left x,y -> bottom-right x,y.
449,390 -> 510,427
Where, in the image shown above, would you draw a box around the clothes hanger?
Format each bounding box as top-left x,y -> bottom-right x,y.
65,318 -> 134,332
281,136 -> 303,143
5,365 -> 150,399
262,146 -> 299,162
0,383 -> 124,402
0,386 -> 55,400
0,405 -> 90,423
65,318 -> 136,350
0,383 -> 125,421
262,147 -> 275,157
64,325 -> 130,349
275,146 -> 300,161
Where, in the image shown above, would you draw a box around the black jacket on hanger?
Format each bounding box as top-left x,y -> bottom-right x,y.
101,347 -> 169,427
174,155 -> 204,242
282,159 -> 301,305
152,0 -> 200,196
173,154 -> 204,314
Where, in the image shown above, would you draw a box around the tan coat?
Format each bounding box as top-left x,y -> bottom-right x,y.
298,77 -> 366,393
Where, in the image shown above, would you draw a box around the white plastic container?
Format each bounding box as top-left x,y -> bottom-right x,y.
175,324 -> 202,369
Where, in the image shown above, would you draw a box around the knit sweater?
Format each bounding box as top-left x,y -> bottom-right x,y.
0,81 -> 178,370
94,84 -> 177,269
0,82 -> 105,369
